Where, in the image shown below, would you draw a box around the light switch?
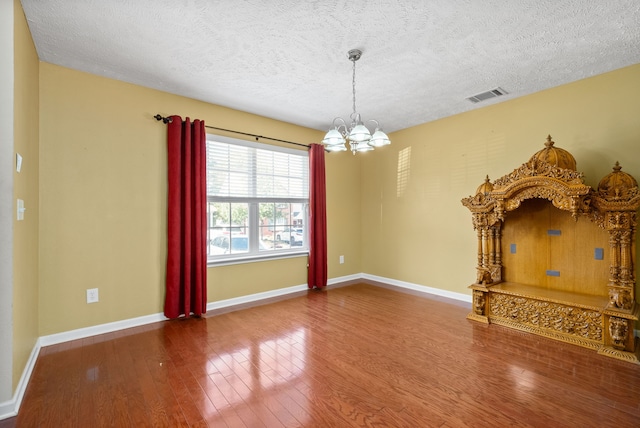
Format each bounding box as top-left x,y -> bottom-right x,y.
16,153 -> 22,172
17,199 -> 25,221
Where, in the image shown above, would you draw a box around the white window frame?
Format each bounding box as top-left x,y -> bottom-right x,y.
206,134 -> 309,265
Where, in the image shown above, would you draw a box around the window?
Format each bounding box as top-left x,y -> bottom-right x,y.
206,134 -> 309,263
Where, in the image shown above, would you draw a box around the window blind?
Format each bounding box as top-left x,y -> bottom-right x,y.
206,137 -> 308,199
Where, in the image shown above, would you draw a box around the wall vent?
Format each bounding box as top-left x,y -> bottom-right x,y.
466,87 -> 508,103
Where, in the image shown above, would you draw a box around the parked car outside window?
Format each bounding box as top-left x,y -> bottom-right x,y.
274,228 -> 304,246
210,235 -> 268,255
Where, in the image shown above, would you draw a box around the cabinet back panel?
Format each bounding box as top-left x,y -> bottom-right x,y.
501,199 -> 609,296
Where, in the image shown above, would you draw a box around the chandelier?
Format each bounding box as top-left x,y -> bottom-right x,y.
321,49 -> 391,154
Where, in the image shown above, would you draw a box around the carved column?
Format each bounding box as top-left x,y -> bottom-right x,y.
620,229 -> 632,287
604,214 -> 635,311
593,163 -> 640,361
476,227 -> 483,271
462,183 -> 497,325
608,231 -> 620,287
481,228 -> 488,269
488,228 -> 495,266
493,227 -> 502,268
485,225 -> 503,282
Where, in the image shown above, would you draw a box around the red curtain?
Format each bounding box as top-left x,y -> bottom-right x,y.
164,115 -> 207,318
308,144 -> 328,288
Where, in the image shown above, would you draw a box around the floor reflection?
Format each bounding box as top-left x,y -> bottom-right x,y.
200,325 -> 309,425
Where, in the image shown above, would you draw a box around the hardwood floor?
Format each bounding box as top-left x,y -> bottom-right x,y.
12,282 -> 640,427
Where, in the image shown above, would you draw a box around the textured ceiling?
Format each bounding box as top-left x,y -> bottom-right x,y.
20,0 -> 640,133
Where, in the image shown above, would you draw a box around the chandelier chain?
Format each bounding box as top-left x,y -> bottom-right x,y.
352,57 -> 357,118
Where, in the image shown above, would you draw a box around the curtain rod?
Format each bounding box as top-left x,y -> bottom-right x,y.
154,114 -> 311,149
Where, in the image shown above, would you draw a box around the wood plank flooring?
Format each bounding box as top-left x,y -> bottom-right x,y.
10,282 -> 640,427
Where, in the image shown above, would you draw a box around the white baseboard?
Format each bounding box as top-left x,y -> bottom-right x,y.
206,274 -> 363,312
328,273 -> 363,286
362,273 -> 472,304
0,396 -> 15,420
39,312 -> 168,348
207,284 -> 308,312
0,336 -> 41,420
207,283 -> 308,312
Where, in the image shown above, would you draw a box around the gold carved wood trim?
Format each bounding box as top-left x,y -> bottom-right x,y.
488,292 -> 604,345
597,344 -> 640,364
489,317 -> 603,351
488,282 -> 609,310
492,156 -> 585,188
492,176 -> 591,220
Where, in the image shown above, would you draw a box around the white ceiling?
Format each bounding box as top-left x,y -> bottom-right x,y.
20,0 -> 640,133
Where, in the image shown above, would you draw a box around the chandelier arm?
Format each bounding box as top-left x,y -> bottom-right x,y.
331,117 -> 348,135
366,119 -> 381,130
332,117 -> 347,127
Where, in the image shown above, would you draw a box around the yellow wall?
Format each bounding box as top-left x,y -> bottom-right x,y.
12,0 -> 39,392
361,64 -> 640,300
37,61 -> 640,337
38,63 -> 362,335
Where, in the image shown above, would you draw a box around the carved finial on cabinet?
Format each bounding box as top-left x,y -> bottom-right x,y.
613,161 -> 622,172
545,134 -> 554,148
529,135 -> 576,170
597,161 -> 639,201
476,175 -> 493,197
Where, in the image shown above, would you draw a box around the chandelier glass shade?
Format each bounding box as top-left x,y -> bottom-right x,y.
322,49 -> 391,154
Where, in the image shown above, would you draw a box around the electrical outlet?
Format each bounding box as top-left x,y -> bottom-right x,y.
339,255 -> 344,264
86,288 -> 99,303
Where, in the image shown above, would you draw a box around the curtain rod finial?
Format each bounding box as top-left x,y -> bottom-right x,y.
154,114 -> 173,124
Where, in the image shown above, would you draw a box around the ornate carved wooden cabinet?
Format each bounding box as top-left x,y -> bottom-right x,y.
462,136 -> 640,364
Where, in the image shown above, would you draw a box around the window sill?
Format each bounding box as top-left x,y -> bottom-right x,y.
207,250 -> 309,267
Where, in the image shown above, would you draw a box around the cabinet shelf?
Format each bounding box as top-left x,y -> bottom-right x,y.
489,281 -> 609,311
